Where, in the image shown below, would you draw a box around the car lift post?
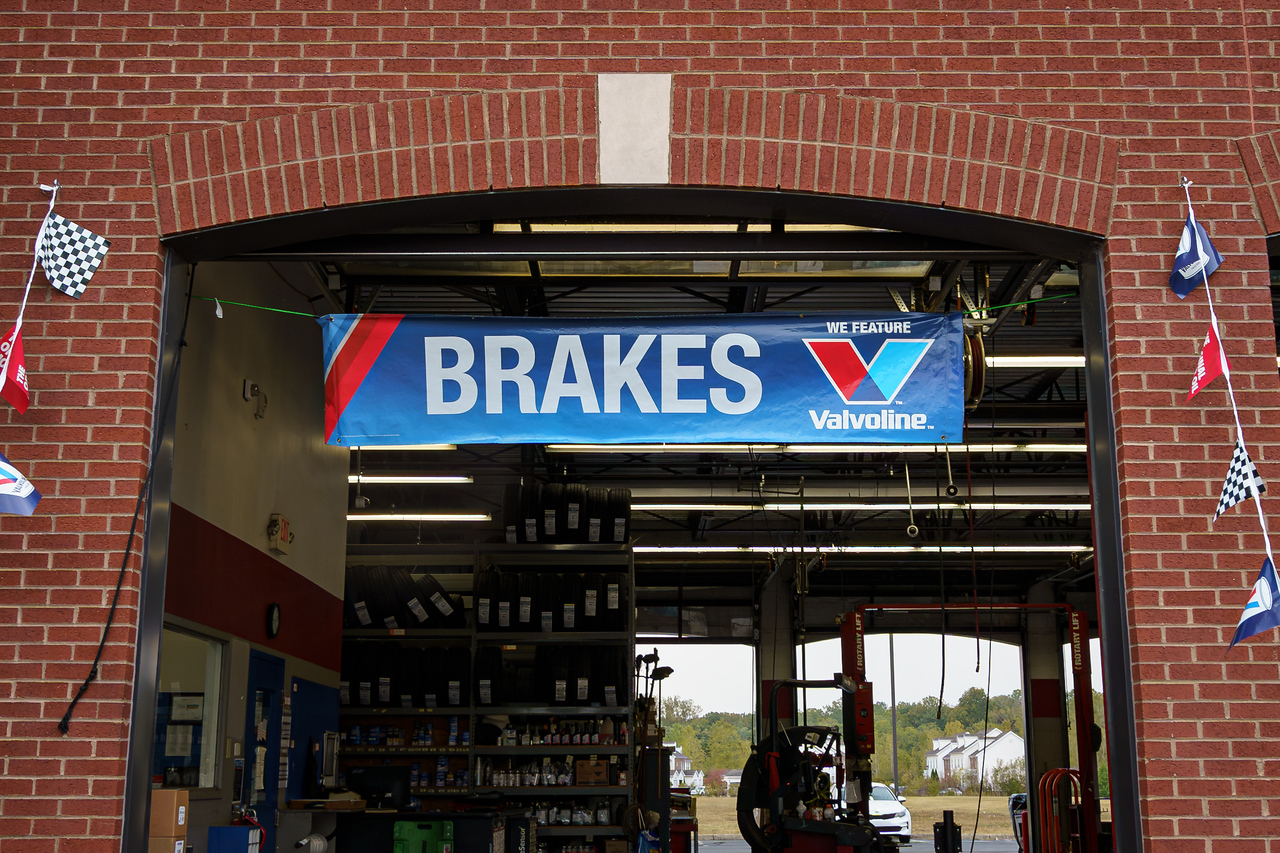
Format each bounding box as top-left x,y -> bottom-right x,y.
840,603 -> 1101,853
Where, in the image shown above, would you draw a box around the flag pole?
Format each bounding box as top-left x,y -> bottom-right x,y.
0,181 -> 59,399
1182,177 -> 1275,566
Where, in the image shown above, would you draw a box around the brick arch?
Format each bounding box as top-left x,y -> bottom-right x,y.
1237,127 -> 1280,235
150,89 -> 599,236
671,89 -> 1120,235
151,87 -> 1120,238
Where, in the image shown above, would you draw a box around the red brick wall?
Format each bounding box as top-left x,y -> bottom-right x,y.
1,3 -> 1279,850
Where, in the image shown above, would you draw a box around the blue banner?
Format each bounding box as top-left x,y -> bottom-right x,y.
321,312 -> 964,445
0,451 -> 41,515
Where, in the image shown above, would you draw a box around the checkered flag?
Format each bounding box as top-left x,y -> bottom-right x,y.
1214,438 -> 1266,522
35,212 -> 110,299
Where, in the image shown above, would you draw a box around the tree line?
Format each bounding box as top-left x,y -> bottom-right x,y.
661,696 -> 753,790
661,686 -> 1107,798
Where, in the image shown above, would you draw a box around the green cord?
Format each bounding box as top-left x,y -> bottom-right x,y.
193,294 -> 318,318
962,291 -> 1077,316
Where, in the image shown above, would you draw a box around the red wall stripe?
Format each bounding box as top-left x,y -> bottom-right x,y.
166,503 -> 342,673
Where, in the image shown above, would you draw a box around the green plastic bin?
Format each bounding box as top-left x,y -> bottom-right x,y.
392,820 -> 454,853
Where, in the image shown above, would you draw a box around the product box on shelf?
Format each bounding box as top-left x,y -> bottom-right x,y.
574,759 -> 609,785
505,816 -> 534,853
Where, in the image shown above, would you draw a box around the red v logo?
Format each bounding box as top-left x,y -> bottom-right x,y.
805,340 -> 869,401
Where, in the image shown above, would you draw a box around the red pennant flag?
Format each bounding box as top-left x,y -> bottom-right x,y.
1187,321 -> 1228,402
0,326 -> 31,414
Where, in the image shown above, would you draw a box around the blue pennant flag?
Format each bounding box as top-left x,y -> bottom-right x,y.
1229,557 -> 1280,648
0,451 -> 40,516
1168,209 -> 1223,299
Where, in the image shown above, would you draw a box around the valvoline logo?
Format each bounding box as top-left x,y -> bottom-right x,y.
803,338 -> 934,404
0,460 -> 33,497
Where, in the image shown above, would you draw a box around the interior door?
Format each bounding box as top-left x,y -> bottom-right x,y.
242,650 -> 285,852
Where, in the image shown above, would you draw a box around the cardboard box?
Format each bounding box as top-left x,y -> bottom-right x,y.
604,841 -> 628,853
505,816 -> 533,853
149,789 -> 189,837
574,759 -> 609,785
147,837 -> 185,853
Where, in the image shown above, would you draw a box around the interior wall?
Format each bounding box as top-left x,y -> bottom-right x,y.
163,617 -> 339,851
170,260 -> 348,598
155,260 -> 349,847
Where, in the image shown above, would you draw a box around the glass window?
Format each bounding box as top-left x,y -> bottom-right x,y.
152,627 -> 224,789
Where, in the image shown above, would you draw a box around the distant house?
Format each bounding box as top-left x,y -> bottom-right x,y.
666,742 -> 706,791
925,728 -> 1025,786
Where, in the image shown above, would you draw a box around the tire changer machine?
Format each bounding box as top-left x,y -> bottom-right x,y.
736,670 -> 895,853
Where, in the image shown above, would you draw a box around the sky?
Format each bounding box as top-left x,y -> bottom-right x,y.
648,633 -> 1103,717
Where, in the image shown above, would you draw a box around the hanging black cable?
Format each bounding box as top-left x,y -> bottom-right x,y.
934,456 -> 946,720
968,507 -> 1001,853
58,263 -> 198,734
969,632 -> 996,853
967,435 -> 981,669
968,333 -> 1001,853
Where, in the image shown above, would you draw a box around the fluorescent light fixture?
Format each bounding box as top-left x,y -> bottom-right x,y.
986,356 -> 1085,368
633,503 -> 763,512
633,501 -> 1089,512
348,474 -> 473,484
970,443 -> 1087,453
547,443 -> 782,453
633,544 -> 1092,555
347,512 -> 491,522
348,444 -> 457,451
549,442 -> 1084,454
764,502 -> 1090,512
492,222 -> 873,233
784,443 -> 1087,454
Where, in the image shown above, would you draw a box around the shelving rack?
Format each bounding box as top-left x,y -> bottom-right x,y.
338,544 -> 635,849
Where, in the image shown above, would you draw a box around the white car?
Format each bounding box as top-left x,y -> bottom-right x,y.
865,782 -> 912,845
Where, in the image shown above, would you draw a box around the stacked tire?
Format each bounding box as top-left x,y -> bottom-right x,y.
343,565 -> 467,630
339,641 -> 470,709
502,482 -> 631,544
472,568 -> 629,634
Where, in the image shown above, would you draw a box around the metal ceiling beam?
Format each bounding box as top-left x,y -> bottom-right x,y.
520,222 -> 549,317
305,262 -> 346,312
1021,367 -> 1069,402
988,258 -> 1056,334
727,283 -> 769,312
725,221 -> 764,312
239,232 -> 1040,263
924,260 -> 969,312
331,273 -> 935,290
347,276 -> 498,312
